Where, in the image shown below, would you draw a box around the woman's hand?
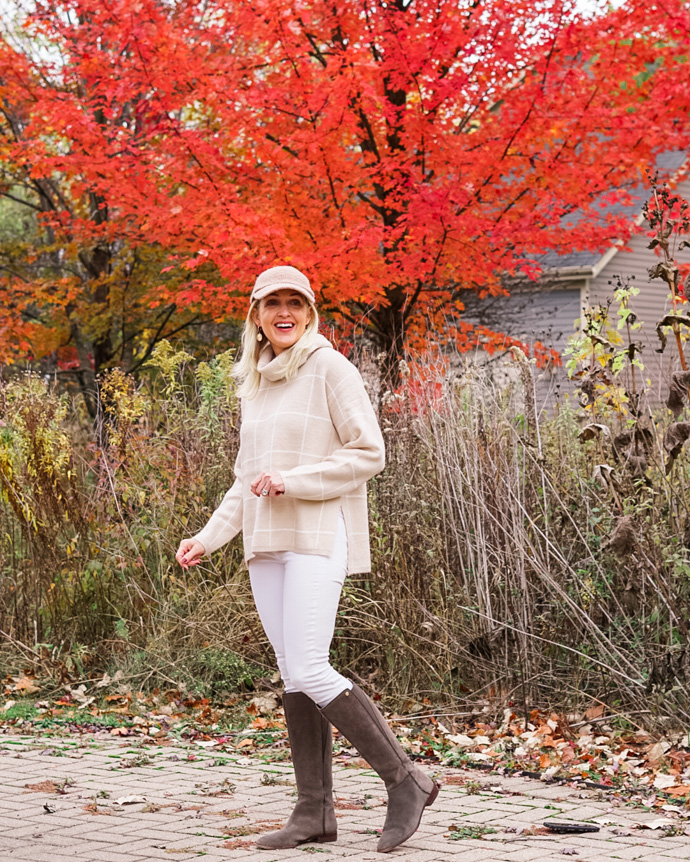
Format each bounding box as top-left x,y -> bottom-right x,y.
176,538 -> 206,569
250,471 -> 285,498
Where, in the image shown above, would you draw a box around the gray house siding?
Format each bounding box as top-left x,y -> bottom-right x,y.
460,283 -> 584,410
511,285 -> 584,410
463,285 -> 583,352
459,156 -> 689,412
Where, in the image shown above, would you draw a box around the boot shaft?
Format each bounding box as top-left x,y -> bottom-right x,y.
321,684 -> 421,791
283,691 -> 333,802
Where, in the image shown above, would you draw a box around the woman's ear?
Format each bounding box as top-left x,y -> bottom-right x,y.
251,306 -> 261,327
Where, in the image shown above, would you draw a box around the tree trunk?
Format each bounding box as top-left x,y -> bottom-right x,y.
369,293 -> 407,390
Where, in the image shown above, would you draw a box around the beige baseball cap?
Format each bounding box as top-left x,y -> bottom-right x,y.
250,266 -> 315,304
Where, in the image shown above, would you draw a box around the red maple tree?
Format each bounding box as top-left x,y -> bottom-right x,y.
1,0 -> 689,405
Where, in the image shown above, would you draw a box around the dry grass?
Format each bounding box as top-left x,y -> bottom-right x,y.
337,355 -> 690,727
1,343 -> 690,726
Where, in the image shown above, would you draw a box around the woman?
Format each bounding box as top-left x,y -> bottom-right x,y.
176,265 -> 439,853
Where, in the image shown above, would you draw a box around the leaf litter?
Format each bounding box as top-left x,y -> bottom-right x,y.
4,681 -> 690,819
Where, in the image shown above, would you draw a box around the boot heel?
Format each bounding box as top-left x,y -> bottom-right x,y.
317,832 -> 338,843
425,782 -> 441,807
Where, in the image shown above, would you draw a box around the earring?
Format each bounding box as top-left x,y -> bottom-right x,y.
257,326 -> 264,343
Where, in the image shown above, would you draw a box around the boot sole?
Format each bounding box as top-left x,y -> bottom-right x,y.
426,781 -> 441,808
377,782 -> 441,854
315,833 -> 338,844
256,832 -> 337,849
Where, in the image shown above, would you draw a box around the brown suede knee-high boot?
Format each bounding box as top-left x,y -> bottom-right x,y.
321,684 -> 439,853
256,692 -> 337,849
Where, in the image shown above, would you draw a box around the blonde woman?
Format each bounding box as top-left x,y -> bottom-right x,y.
176,265 -> 439,853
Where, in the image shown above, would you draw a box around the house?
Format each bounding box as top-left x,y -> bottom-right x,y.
463,150 -> 690,411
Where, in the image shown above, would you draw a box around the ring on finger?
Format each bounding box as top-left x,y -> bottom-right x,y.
261,488 -> 269,496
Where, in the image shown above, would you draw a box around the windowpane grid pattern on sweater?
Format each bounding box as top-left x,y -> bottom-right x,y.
193,336 -> 385,573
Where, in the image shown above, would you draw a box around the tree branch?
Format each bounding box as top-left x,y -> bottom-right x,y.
0,190 -> 42,212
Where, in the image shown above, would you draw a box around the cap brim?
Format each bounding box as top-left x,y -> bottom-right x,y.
251,283 -> 315,303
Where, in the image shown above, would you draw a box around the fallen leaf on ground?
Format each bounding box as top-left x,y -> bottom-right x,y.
666,785 -> 690,797
25,780 -> 58,793
635,819 -> 677,829
222,839 -> 253,850
247,693 -> 279,715
446,734 -> 475,747
82,802 -> 111,815
334,796 -> 368,809
95,670 -> 124,688
504,825 -> 551,835
441,775 -> 470,786
12,677 -> 40,695
115,794 -> 147,805
646,741 -> 672,762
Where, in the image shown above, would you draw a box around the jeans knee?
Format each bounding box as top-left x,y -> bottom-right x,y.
285,662 -> 328,698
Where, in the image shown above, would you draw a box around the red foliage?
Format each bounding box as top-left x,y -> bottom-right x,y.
0,0 -> 689,378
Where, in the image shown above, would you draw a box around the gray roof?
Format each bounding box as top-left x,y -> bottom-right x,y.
540,149 -> 687,272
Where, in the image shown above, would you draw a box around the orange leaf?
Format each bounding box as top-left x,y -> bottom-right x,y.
666,784 -> 690,797
560,748 -> 576,764
14,676 -> 40,695
24,780 -> 58,793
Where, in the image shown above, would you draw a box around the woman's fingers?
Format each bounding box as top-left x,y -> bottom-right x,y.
251,471 -> 285,497
176,539 -> 204,568
251,472 -> 268,497
270,473 -> 285,495
250,473 -> 265,496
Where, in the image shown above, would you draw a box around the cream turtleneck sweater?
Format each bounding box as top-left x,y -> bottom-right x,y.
193,335 -> 385,573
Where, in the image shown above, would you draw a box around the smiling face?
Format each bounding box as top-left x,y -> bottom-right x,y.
252,289 -> 312,355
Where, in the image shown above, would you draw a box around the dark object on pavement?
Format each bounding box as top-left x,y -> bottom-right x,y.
544,821 -> 600,834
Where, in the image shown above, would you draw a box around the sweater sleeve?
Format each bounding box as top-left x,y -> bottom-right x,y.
280,356 -> 385,501
192,452 -> 244,555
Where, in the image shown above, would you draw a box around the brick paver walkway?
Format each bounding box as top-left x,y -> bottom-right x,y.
1,733 -> 689,861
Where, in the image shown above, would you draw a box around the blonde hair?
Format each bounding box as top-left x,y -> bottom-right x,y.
233,298 -> 320,399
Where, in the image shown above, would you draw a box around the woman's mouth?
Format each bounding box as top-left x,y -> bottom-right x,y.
275,322 -> 294,331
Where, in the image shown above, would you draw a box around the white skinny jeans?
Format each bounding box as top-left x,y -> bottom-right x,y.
248,514 -> 353,707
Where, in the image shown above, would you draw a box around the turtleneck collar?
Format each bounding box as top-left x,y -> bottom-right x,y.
257,333 -> 333,382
